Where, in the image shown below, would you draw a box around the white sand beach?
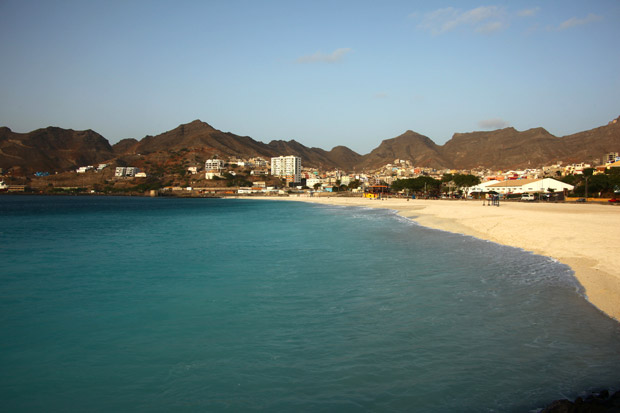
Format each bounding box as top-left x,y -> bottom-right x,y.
257,195 -> 620,321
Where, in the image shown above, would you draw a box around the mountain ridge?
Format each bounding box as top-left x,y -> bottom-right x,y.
1,117 -> 619,174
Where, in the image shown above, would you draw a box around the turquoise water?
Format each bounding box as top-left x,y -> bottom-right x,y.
1,196 -> 619,412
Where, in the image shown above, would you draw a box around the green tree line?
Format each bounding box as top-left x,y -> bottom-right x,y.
391,174 -> 480,195
560,168 -> 620,196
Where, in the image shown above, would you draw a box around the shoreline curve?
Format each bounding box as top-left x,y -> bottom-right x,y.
250,195 -> 620,321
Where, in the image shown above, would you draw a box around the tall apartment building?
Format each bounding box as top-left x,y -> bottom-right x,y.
271,156 -> 302,183
605,152 -> 619,164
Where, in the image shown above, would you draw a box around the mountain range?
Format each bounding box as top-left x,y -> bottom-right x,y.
1,117 -> 619,175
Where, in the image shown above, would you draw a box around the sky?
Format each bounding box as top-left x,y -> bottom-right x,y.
1,0 -> 619,154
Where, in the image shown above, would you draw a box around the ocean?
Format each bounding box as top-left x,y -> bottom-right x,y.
1,196 -> 619,412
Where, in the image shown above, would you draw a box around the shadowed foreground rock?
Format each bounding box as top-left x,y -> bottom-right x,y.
542,390 -> 620,412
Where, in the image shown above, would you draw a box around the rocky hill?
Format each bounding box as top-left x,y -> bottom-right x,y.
122,120 -> 273,158
441,127 -> 568,169
326,146 -> 363,171
1,117 -> 619,174
555,120 -> 620,163
110,120 -> 362,171
0,126 -> 115,174
354,120 -> 620,170
355,130 -> 449,170
265,139 -> 362,171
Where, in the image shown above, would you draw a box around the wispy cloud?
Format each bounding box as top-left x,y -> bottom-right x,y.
517,7 -> 540,17
373,92 -> 388,99
478,118 -> 510,129
558,13 -> 602,30
296,48 -> 352,64
476,21 -> 505,34
417,6 -> 507,35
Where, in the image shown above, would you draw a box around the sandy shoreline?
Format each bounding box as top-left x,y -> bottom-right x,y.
253,195 -> 620,321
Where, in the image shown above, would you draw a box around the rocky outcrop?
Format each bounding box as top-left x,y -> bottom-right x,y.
0,126 -> 115,173
542,389 -> 620,412
355,130 -> 449,169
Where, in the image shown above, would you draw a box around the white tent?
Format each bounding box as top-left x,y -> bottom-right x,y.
485,178 -> 574,195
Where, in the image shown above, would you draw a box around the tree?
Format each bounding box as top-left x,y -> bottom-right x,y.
569,173 -> 619,197
348,179 -> 361,189
588,174 -> 611,193
313,183 -> 322,190
391,176 -> 440,193
583,168 -> 595,177
227,178 -> 252,187
441,173 -> 453,183
606,167 -> 620,176
453,174 -> 481,188
560,175 -> 579,186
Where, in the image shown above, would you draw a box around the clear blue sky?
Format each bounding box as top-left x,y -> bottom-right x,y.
1,0 -> 618,154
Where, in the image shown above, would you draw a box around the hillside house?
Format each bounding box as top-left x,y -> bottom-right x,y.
76,166 -> 94,173
205,158 -> 226,179
115,167 -> 139,177
205,159 -> 225,172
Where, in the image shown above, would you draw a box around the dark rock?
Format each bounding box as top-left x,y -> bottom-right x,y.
542,399 -> 576,413
542,390 -> 620,413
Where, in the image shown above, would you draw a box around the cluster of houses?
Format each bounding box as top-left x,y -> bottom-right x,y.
60,151 -> 620,197
203,157 -> 270,179
73,164 -> 145,177
76,164 -> 108,174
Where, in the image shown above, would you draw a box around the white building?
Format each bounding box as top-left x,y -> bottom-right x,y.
271,155 -> 301,183
464,180 -> 501,196
76,166 -> 94,173
205,159 -> 225,172
249,157 -> 268,168
115,167 -> 139,177
485,178 -> 574,195
306,177 -> 324,188
205,159 -> 225,179
250,168 -> 268,176
605,152 -> 619,164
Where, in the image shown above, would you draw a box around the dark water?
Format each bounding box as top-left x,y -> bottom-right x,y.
1,196 -> 618,412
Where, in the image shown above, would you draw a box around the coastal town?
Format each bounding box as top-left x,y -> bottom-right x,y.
2,151 -> 619,201
4,2 -> 620,412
